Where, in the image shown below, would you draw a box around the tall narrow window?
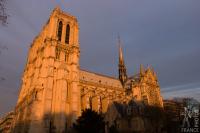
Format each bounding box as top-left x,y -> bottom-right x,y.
55,47 -> 60,59
65,24 -> 70,44
57,21 -> 63,41
64,53 -> 67,62
66,82 -> 69,99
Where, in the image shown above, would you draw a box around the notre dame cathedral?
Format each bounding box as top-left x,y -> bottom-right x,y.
11,7 -> 163,133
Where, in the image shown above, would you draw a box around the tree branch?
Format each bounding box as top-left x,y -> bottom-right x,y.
0,0 -> 8,25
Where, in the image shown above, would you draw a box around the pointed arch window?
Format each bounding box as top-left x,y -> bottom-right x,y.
57,21 -> 63,41
65,24 -> 70,44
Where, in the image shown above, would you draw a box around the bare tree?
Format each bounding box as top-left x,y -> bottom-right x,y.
0,0 -> 8,82
0,44 -> 7,82
0,0 -> 8,25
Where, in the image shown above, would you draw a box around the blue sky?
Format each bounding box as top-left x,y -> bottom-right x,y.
0,0 -> 200,116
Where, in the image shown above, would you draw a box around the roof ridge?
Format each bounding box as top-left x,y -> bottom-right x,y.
80,68 -> 118,80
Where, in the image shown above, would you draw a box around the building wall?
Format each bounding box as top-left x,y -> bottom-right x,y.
79,68 -> 163,114
13,7 -> 80,133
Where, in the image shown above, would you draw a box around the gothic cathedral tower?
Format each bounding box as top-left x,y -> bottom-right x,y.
13,7 -> 80,133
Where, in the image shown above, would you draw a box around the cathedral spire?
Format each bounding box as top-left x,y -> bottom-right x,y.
118,36 -> 127,86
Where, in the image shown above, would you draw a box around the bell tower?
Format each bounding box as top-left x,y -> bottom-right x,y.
13,7 -> 80,133
47,7 -> 81,130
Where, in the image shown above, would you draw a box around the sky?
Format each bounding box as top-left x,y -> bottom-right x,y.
0,0 -> 200,116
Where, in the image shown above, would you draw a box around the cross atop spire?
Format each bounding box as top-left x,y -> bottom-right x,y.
118,36 -> 127,86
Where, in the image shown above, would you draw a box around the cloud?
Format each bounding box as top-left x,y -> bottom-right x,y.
162,83 -> 200,102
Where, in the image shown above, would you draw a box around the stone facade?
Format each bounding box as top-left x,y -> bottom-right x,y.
0,111 -> 15,133
12,7 -> 163,133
